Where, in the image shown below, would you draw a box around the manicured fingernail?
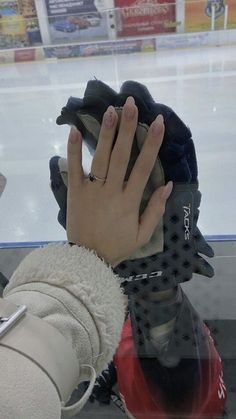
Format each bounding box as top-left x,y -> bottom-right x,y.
161,181 -> 173,200
124,96 -> 136,120
152,114 -> 164,136
69,127 -> 78,143
104,106 -> 116,128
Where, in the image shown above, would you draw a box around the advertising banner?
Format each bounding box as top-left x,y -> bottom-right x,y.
185,0 -> 236,32
45,0 -> 110,44
44,37 -> 156,58
0,0 -> 42,49
155,31 -> 209,48
114,0 -> 177,37
14,47 -> 36,61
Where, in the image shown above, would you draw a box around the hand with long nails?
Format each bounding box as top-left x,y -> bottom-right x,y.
67,96 -> 173,267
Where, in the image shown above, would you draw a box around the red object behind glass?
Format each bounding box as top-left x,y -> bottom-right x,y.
115,319 -> 226,419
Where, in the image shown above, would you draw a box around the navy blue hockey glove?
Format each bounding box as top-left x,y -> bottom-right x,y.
0,173 -> 6,198
50,80 -> 214,294
88,362 -> 117,405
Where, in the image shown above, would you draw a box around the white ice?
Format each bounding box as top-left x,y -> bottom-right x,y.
0,45 -> 236,243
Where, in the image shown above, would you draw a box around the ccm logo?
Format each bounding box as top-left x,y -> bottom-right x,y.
125,271 -> 163,283
218,371 -> 226,400
183,204 -> 191,240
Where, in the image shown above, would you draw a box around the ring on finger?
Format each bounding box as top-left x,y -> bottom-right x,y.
88,172 -> 106,183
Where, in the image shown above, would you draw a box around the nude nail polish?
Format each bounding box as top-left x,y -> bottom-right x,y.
161,181 -> 173,200
124,96 -> 136,120
104,106 -> 115,128
152,114 -> 164,136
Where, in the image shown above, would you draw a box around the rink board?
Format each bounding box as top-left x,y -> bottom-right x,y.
0,238 -> 235,321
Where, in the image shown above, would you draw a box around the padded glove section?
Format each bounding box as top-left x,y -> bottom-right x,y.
115,183 -> 214,294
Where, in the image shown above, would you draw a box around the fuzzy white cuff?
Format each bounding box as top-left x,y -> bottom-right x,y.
4,243 -> 125,371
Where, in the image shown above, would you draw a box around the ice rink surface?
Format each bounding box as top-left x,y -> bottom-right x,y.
0,45 -> 236,243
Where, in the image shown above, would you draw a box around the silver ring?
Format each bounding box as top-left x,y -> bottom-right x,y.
88,172 -> 106,183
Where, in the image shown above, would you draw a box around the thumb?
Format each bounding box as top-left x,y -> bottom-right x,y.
138,181 -> 173,246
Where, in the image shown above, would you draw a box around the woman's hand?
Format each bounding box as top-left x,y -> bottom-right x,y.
67,96 -> 173,267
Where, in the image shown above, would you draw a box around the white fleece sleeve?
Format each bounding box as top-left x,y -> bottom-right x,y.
4,243 -> 126,372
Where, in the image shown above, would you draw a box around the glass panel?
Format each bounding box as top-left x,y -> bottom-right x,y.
0,2 -> 235,418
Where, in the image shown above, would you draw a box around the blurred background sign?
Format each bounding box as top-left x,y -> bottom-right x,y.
114,0 -> 177,37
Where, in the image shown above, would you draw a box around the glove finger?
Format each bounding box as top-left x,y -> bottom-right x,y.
194,254 -> 214,278
57,209 -> 66,230
0,173 -> 6,197
194,227 -> 214,258
49,156 -> 68,230
0,272 -> 8,289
